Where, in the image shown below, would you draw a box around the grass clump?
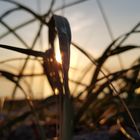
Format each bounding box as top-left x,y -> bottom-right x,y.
0,0 -> 140,140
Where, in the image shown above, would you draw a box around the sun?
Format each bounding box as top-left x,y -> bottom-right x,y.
54,36 -> 62,64
55,47 -> 62,63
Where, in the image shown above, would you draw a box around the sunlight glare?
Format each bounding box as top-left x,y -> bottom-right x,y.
55,49 -> 62,63
54,36 -> 62,64
54,88 -> 59,95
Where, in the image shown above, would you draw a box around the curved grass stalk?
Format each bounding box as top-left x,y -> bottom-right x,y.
0,18 -> 37,40
0,57 -> 41,64
72,63 -> 93,94
0,0 -> 48,26
0,0 -> 56,40
11,24 -> 43,98
0,25 -> 45,98
96,0 -> 124,69
0,20 -> 30,48
47,14 -> 73,140
117,118 -> 135,140
72,42 -> 140,137
0,69 -> 46,140
97,64 -> 140,82
0,7 -> 21,19
53,0 -> 91,13
0,0 -> 91,41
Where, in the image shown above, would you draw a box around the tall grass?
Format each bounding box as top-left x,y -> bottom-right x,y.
0,0 -> 140,139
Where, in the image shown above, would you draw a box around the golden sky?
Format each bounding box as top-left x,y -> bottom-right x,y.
0,0 -> 140,99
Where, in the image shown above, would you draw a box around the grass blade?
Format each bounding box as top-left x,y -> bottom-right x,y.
48,14 -> 73,140
0,44 -> 45,57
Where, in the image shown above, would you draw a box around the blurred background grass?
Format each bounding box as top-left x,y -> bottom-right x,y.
0,0 -> 140,99
0,1 -> 140,139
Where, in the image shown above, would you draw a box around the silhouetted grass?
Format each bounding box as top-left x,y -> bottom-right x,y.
0,0 -> 140,140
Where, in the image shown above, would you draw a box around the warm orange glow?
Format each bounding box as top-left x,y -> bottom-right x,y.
55,48 -> 62,63
54,36 -> 62,64
54,88 -> 59,95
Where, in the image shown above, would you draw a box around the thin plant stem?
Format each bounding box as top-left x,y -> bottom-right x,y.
12,24 -> 43,98
72,42 -> 140,137
96,0 -> 124,69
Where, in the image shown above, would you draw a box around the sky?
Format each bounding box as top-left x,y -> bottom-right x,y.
0,0 -> 140,99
